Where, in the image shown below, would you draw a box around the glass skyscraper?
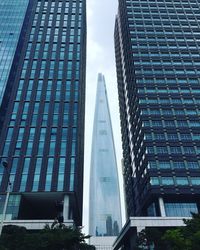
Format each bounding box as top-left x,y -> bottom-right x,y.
0,0 -> 86,226
0,0 -> 29,106
89,73 -> 121,237
115,0 -> 200,218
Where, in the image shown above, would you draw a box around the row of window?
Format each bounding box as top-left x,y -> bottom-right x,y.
133,43 -> 200,49
21,69 -> 80,81
12,100 -> 78,113
140,98 -> 200,105
128,15 -> 199,23
138,87 -> 200,94
144,132 -> 199,141
36,1 -> 82,15
134,50 -> 200,58
147,146 -> 199,155
0,156 -> 76,192
3,126 -> 77,156
23,52 -> 80,66
147,202 -> 198,217
149,160 -> 199,169
10,113 -> 76,128
130,21 -> 200,28
143,120 -> 200,128
150,176 -> 200,186
135,69 -> 197,76
132,50 -> 199,60
141,108 -> 199,116
136,78 -> 199,85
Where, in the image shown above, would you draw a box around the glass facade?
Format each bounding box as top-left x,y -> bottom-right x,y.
0,0 -> 86,225
0,0 -> 29,106
89,74 -> 122,236
115,0 -> 200,217
165,203 -> 198,217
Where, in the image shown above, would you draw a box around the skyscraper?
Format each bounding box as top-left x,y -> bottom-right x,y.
0,0 -> 29,106
89,73 -> 122,237
115,0 -> 200,218
0,0 -> 86,227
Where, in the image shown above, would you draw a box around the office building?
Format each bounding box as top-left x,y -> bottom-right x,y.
89,74 -> 122,249
0,0 -> 86,227
0,0 -> 29,106
115,0 -> 200,219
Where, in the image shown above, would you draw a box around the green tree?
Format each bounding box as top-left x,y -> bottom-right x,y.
136,213 -> 200,250
162,228 -> 189,250
163,213 -> 200,250
136,228 -> 167,250
0,224 -> 95,250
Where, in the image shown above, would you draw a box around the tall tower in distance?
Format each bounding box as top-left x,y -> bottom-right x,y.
0,0 -> 86,228
115,0 -> 200,219
89,73 -> 122,248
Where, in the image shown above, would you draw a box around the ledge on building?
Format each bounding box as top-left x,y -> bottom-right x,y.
113,216 -> 191,250
3,219 -> 74,230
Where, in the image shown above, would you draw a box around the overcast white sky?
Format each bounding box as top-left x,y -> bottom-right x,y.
83,0 -> 126,234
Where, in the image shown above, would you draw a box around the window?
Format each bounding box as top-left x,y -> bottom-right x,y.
3,195 -> 21,220
173,162 -> 185,169
149,161 -> 157,169
170,147 -> 182,154
161,177 -> 174,185
45,158 -> 54,191
152,121 -> 162,127
69,173 -> 74,191
32,158 -> 42,191
19,158 -> 30,192
26,141 -> 34,155
177,121 -> 188,127
187,162 -> 199,169
9,158 -> 19,190
154,133 -> 165,140
71,141 -> 76,156
159,162 -> 171,169
57,158 -> 65,191
191,178 -> 200,185
156,147 -> 168,154
176,177 -> 189,186
150,177 -> 159,185
60,141 -> 67,156
165,203 -> 198,217
165,121 -> 175,127
145,133 -> 153,140
180,134 -> 191,140
184,147 -> 195,154
167,134 -> 178,141
147,147 -> 154,154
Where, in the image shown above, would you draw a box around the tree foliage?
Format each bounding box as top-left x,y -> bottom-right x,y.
0,223 -> 95,250
136,213 -> 200,250
163,213 -> 200,250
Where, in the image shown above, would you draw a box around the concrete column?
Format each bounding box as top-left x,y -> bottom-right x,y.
63,195 -> 69,221
159,197 -> 166,217
137,226 -> 145,233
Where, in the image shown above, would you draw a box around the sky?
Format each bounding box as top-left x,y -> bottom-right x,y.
83,0 -> 126,234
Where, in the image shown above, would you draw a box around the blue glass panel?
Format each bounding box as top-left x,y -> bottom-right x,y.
165,203 -> 198,217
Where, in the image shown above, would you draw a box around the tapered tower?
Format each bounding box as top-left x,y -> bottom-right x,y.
89,73 -> 122,237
